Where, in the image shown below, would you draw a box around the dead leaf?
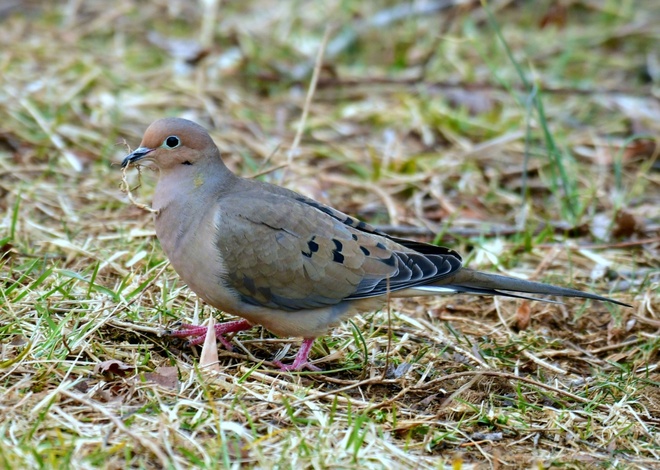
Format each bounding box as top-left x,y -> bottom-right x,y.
415,393 -> 439,411
574,138 -> 659,166
200,316 -> 221,373
0,240 -> 14,258
9,335 -> 27,346
539,3 -> 567,29
516,301 -> 531,331
590,210 -> 644,241
386,362 -> 412,379
143,366 -> 179,389
94,359 -> 133,377
74,380 -> 91,393
612,209 -> 644,239
622,139 -> 657,163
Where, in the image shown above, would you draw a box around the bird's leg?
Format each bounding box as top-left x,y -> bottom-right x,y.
273,338 -> 321,371
169,319 -> 253,350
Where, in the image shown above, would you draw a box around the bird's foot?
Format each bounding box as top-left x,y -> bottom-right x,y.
273,338 -> 321,371
169,319 -> 253,350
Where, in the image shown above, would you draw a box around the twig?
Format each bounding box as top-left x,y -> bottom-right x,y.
381,276 -> 393,381
121,165 -> 159,214
280,26 -> 332,184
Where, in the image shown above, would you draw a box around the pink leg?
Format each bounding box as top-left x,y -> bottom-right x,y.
169,319 -> 253,350
273,338 -> 321,371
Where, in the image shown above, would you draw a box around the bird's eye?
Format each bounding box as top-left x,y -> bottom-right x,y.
164,136 -> 180,148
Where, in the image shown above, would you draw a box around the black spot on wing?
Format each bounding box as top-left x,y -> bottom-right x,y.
331,239 -> 345,264
302,236 -> 320,258
333,252 -> 345,263
360,246 -> 370,256
292,192 -> 463,267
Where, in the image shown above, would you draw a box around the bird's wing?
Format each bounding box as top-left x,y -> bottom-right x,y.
215,187 -> 462,311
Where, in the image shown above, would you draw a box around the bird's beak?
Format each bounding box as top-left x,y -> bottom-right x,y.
121,147 -> 154,168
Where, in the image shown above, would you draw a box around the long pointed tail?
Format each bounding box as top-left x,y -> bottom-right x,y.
414,268 -> 631,307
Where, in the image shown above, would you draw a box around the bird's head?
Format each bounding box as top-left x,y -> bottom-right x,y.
122,118 -> 220,171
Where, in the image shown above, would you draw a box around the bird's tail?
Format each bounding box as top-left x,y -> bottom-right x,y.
410,268 -> 630,307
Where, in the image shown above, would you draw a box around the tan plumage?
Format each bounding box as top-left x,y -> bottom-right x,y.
122,118 -> 630,371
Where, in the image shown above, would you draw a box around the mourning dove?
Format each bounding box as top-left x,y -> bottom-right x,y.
122,118 -> 630,371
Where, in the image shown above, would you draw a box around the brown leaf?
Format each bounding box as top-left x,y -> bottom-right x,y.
143,366 -> 179,389
0,240 -> 14,258
590,210 -> 645,241
9,335 -> 27,346
539,3 -> 567,29
73,380 -> 91,393
612,210 -> 644,239
94,359 -> 133,377
415,393 -> 439,411
516,301 -> 531,331
622,139 -> 657,162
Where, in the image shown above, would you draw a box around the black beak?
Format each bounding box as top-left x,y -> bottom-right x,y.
121,147 -> 154,168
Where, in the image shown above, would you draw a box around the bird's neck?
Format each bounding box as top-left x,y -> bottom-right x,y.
151,161 -> 239,270
152,162 -> 236,213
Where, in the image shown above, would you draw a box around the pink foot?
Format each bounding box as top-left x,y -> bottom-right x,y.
169,319 -> 253,350
273,338 -> 321,371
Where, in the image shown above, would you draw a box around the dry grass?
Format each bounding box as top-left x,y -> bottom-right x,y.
1,0 -> 659,468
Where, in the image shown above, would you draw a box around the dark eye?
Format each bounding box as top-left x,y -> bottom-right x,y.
164,136 -> 180,148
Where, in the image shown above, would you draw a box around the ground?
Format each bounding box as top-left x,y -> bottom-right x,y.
0,1 -> 658,468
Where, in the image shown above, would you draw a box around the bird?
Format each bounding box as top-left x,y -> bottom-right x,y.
121,117 -> 630,371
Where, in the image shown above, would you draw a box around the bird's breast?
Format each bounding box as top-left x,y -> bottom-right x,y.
154,200 -> 240,312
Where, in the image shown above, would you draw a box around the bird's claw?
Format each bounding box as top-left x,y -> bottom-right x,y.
168,319 -> 253,351
273,360 -> 321,372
